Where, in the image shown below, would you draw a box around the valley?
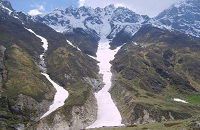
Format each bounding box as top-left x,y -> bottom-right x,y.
87,39 -> 123,129
24,28 -> 69,119
0,0 -> 200,129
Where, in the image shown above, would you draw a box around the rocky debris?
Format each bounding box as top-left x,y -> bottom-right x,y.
13,123 -> 25,130
193,123 -> 200,129
83,75 -> 104,92
12,94 -> 53,121
70,91 -> 97,129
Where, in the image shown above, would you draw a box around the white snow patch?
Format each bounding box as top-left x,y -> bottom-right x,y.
0,4 -> 13,15
87,54 -> 97,60
86,39 -> 123,129
66,39 -> 81,51
25,27 -> 69,118
25,28 -> 48,50
174,98 -> 188,103
66,39 -> 76,48
40,73 -> 69,119
133,42 -> 138,45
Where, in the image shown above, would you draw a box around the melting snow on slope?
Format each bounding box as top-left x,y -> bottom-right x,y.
25,28 -> 48,50
174,98 -> 188,103
41,73 -> 69,118
66,39 -> 81,51
86,40 -> 123,129
25,27 -> 69,118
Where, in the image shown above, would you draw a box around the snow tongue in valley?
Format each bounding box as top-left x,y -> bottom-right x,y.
86,40 -> 123,129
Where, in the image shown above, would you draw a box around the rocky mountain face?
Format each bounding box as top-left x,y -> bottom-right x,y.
149,0 -> 200,38
1,0 -> 200,129
0,0 -> 100,129
34,0 -> 200,51
110,25 -> 200,125
63,28 -> 100,56
34,5 -> 149,50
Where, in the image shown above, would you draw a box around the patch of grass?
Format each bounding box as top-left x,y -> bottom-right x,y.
186,96 -> 200,105
188,123 -> 195,127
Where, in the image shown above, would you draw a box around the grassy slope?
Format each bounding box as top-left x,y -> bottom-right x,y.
111,25 -> 200,123
45,43 -> 98,120
18,12 -> 99,122
0,11 -> 58,129
4,44 -> 55,102
88,117 -> 199,130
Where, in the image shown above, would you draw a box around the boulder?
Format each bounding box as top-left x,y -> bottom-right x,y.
193,123 -> 200,129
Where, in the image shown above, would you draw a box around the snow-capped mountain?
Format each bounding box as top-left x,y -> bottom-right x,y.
0,0 -> 35,25
0,0 -> 14,12
34,5 -> 149,40
149,0 -> 200,37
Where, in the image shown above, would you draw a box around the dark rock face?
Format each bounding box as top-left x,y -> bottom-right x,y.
64,28 -> 100,56
109,28 -> 132,50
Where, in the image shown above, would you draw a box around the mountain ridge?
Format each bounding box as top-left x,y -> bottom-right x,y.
1,0 -> 200,129
34,4 -> 148,39
149,0 -> 200,37
33,0 -> 200,51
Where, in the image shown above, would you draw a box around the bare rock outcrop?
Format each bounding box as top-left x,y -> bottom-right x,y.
12,94 -> 53,121
27,91 -> 97,130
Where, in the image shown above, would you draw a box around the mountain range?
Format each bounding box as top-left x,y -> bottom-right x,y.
34,0 -> 200,49
0,0 -> 200,129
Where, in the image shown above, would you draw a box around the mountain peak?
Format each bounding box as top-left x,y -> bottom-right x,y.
105,4 -> 115,10
34,4 -> 145,39
0,0 -> 14,12
151,0 -> 200,37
